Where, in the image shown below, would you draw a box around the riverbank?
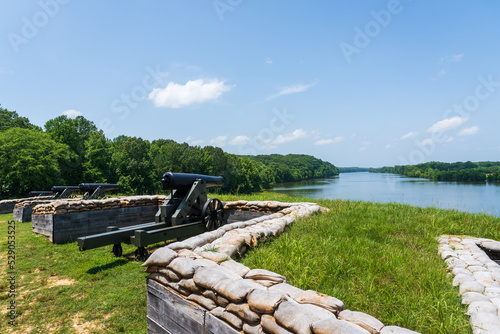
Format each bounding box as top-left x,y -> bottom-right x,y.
2,193 -> 499,333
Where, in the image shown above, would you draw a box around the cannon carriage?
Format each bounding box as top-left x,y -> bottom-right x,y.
77,172 -> 225,259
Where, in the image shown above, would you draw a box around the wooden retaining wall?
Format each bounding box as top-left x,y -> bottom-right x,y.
32,205 -> 159,243
147,278 -> 239,334
13,206 -> 33,222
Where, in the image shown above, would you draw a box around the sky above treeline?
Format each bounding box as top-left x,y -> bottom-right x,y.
1,1 -> 499,167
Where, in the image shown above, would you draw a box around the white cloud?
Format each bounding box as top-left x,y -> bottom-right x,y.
62,109 -> 82,118
265,58 -> 273,64
314,136 -> 344,145
229,135 -> 250,146
359,147 -> 367,152
427,116 -> 468,133
148,79 -> 231,108
439,53 -> 465,65
401,131 -> 419,140
266,82 -> 315,101
458,126 -> 479,136
273,129 -> 307,145
419,138 -> 434,146
451,54 -> 464,63
445,137 -> 454,143
185,137 -> 204,145
209,135 -> 227,146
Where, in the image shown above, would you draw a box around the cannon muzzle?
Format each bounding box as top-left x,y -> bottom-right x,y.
161,172 -> 224,190
29,190 -> 54,196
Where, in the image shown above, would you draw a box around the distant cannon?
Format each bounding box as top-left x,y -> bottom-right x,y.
29,191 -> 55,197
51,186 -> 80,199
77,172 -> 225,259
79,183 -> 120,200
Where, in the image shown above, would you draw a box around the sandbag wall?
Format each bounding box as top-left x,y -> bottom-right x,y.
13,199 -> 57,222
145,200 -> 420,334
0,196 -> 52,215
31,195 -> 167,243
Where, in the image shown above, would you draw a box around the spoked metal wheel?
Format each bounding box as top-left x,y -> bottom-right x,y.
112,243 -> 123,257
202,198 -> 223,231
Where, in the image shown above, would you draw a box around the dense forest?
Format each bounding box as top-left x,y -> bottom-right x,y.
338,167 -> 370,173
370,161 -> 500,182
0,106 -> 338,199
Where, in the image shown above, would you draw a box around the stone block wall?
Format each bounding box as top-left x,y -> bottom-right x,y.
144,200 -> 420,334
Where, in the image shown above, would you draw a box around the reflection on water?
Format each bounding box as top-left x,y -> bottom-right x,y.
270,172 -> 500,217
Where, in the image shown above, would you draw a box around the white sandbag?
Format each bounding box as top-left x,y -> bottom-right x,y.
274,301 -> 329,334
194,258 -> 219,268
295,290 -> 344,314
260,314 -> 294,334
177,249 -> 200,258
141,246 -> 178,267
338,310 -> 384,334
167,257 -> 200,278
200,251 -> 230,263
311,319 -> 371,334
226,303 -> 261,324
210,306 -> 243,329
187,293 -> 217,310
202,289 -> 230,307
245,269 -> 286,283
269,283 -> 304,299
243,323 -> 265,334
148,273 -> 169,285
157,267 -> 181,282
220,259 -> 251,277
218,244 -> 240,258
247,289 -> 287,314
213,278 -> 257,303
193,267 -> 241,290
144,265 -> 158,273
166,281 -> 191,296
178,278 -> 203,294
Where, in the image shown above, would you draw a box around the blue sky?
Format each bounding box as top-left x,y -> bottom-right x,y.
1,1 -> 499,167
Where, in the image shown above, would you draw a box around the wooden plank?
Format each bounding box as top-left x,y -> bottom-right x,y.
147,316 -> 173,334
147,279 -> 205,334
205,311 -> 242,334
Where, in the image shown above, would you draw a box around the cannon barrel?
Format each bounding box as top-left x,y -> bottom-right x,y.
161,172 -> 224,190
78,183 -> 121,192
51,186 -> 80,192
29,190 -> 54,196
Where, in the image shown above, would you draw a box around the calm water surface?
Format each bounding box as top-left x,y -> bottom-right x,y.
270,172 -> 500,217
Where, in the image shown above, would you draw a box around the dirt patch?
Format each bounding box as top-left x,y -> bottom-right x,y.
46,276 -> 75,289
72,312 -> 112,334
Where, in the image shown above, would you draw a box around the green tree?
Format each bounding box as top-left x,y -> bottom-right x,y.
44,115 -> 99,184
0,105 -> 40,131
0,128 -> 71,199
82,131 -> 113,183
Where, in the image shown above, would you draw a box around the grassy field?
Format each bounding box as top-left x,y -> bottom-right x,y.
1,193 -> 499,333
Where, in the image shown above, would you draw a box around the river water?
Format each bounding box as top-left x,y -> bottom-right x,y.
270,172 -> 500,217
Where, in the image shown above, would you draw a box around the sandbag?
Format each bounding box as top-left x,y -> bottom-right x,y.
275,301 -> 330,334
243,323 -> 265,334
311,319 -> 371,334
295,290 -> 344,314
177,249 -> 200,258
193,267 -> 241,290
144,265 -> 158,273
210,306 -> 243,329
202,289 -> 230,307
200,251 -> 230,263
245,269 -> 286,283
194,258 -> 219,268
269,283 -> 304,299
247,289 -> 287,314
157,267 -> 181,282
226,303 -> 261,324
148,273 -> 169,285
187,293 -> 217,310
166,281 -> 191,296
178,278 -> 203,294
141,246 -> 178,267
260,314 -> 294,334
213,278 -> 257,303
167,257 -> 200,278
338,310 -> 384,334
220,260 -> 251,277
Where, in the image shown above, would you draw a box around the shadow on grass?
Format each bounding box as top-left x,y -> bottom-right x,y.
87,259 -> 129,274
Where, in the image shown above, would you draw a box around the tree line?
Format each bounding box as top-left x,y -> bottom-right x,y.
369,161 -> 500,182
0,106 -> 339,199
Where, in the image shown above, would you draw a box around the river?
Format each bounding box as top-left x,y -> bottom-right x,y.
270,172 -> 500,217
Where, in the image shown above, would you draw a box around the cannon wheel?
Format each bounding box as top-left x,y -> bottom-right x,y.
202,198 -> 223,231
112,243 -> 123,257
135,247 -> 148,261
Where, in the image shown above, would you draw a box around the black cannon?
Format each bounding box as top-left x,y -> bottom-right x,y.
77,172 -> 225,259
79,183 -> 120,200
52,185 -> 80,199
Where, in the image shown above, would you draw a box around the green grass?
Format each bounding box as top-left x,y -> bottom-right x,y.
234,195 -> 500,333
2,193 -> 499,333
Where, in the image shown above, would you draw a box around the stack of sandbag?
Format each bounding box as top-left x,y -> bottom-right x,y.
223,200 -> 326,215
145,200 -> 420,334
0,196 -> 53,207
32,195 -> 167,215
14,199 -> 54,209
